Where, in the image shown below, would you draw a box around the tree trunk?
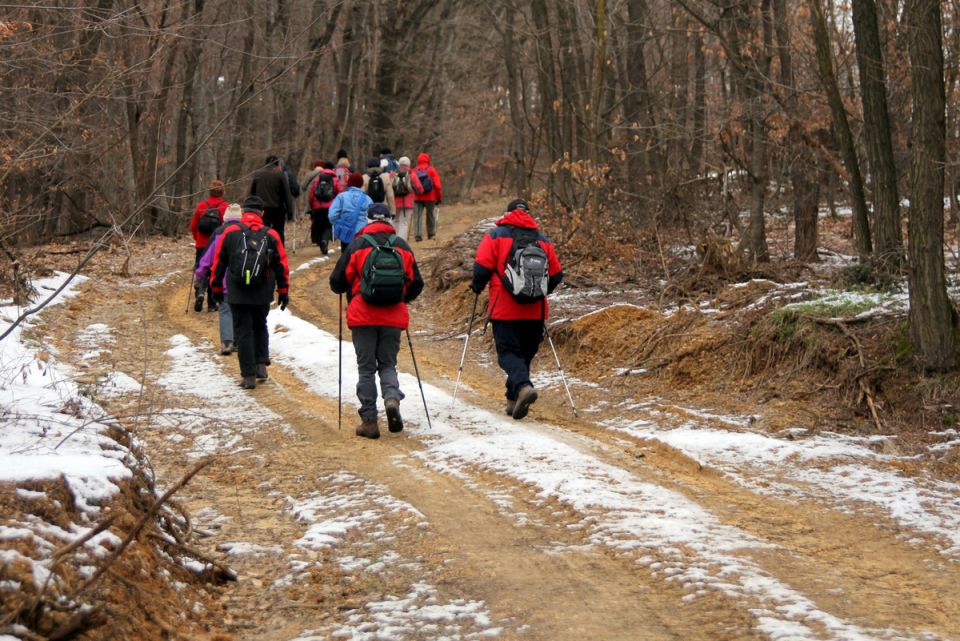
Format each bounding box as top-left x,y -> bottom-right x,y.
808,0 -> 873,259
689,26 -> 706,176
905,0 -> 955,371
502,4 -> 528,196
624,0 -> 659,182
225,0 -> 258,186
852,0 -> 902,268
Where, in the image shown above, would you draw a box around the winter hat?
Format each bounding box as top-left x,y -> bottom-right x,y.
367,203 -> 392,220
265,154 -> 280,166
398,156 -> 411,167
242,195 -> 265,213
208,179 -> 225,197
224,203 -> 243,222
336,149 -> 349,160
347,172 -> 364,188
506,198 -> 529,213
366,157 -> 381,169
380,146 -> 393,156
323,161 -> 335,170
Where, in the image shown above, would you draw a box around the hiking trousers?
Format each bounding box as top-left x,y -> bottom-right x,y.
413,201 -> 436,240
219,300 -> 233,343
395,206 -> 412,241
310,207 -> 331,247
351,325 -> 404,421
491,320 -> 544,400
232,303 -> 270,377
263,207 -> 287,245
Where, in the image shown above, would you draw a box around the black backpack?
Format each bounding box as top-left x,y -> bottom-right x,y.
359,234 -> 407,306
393,170 -> 411,197
500,228 -> 549,304
367,173 -> 386,203
228,224 -> 274,289
314,173 -> 335,203
197,203 -> 221,235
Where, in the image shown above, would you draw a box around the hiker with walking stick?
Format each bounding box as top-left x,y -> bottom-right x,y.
469,199 -> 563,420
329,203 -> 424,439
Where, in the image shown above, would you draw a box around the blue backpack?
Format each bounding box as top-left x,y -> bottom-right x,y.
333,193 -> 364,243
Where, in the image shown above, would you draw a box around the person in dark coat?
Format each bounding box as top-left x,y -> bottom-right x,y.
329,203 -> 424,439
250,155 -> 295,245
210,195 -> 291,389
469,199 -> 563,420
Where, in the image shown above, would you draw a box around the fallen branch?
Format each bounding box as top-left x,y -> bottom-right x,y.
69,458 -> 212,599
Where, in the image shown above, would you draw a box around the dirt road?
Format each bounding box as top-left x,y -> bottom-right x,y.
40,203 -> 960,641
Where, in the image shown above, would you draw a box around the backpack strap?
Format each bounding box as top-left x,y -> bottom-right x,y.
361,233 -> 379,248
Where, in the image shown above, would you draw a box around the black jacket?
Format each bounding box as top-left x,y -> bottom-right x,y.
250,164 -> 295,218
211,214 -> 290,306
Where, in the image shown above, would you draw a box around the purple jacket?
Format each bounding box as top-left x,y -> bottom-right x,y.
195,229 -> 228,292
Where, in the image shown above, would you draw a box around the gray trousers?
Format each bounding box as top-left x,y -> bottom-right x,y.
351,325 -> 404,421
413,201 -> 437,240
219,300 -> 233,343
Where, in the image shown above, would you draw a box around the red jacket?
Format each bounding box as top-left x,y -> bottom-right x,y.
190,197 -> 228,249
329,221 -> 424,329
210,212 -> 289,306
471,210 -> 563,321
413,153 -> 442,203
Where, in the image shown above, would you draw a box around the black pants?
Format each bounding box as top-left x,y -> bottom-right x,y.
194,247 -> 212,306
310,208 -> 331,247
491,320 -> 544,400
263,207 -> 287,245
232,303 -> 270,377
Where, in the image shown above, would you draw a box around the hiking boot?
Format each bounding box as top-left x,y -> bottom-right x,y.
385,398 -> 403,433
504,399 -> 516,416
355,419 -> 380,439
241,376 -> 256,389
320,241 -> 329,255
208,301 -> 219,312
255,363 -> 268,380
511,385 -> 538,420
194,296 -> 203,312
415,236 -> 422,242
220,341 -> 233,355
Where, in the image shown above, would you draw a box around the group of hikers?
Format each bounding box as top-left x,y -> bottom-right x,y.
189,151 -> 563,439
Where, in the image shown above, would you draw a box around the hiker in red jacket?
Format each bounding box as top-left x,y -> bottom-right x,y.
189,180 -> 229,312
469,199 -> 563,420
210,195 -> 290,390
412,152 -> 442,241
304,161 -> 340,254
329,203 -> 424,439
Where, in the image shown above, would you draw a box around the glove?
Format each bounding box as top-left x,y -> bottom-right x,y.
211,291 -> 224,303
469,282 -> 483,295
278,293 -> 289,311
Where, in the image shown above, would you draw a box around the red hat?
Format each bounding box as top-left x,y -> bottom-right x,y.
347,172 -> 364,188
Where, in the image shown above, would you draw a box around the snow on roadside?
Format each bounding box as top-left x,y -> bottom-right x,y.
268,309 -> 936,641
0,273 -> 137,515
154,334 -> 288,457
608,410 -> 960,556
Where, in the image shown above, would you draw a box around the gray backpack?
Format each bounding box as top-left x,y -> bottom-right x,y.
501,228 -> 549,304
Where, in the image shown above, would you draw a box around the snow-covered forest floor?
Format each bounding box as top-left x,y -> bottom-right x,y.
3,200 -> 960,641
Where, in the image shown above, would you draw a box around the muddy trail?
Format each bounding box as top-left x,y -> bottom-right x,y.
39,203 -> 960,641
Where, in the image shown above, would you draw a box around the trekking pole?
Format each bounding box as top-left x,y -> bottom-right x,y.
405,329 -> 433,430
185,272 -> 195,314
338,293 -> 343,432
544,325 -> 579,418
452,292 -> 479,405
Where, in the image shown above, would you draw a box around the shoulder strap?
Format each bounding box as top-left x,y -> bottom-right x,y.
386,234 -> 397,247
361,233 -> 379,248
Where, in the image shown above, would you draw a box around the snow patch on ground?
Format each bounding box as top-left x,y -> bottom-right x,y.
293,256 -> 331,272
155,334 -> 285,456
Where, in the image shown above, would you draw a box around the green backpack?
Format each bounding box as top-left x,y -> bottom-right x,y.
359,234 -> 407,306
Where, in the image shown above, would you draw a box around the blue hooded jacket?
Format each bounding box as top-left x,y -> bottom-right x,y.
328,187 -> 372,243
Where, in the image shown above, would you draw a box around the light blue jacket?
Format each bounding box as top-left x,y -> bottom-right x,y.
328,187 -> 372,243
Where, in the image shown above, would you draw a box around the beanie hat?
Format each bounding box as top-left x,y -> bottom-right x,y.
398,156 -> 411,167
506,198 -> 529,213
367,203 -> 392,220
380,146 -> 392,156
265,154 -> 279,166
323,161 -> 335,170
223,203 -> 242,222
366,157 -> 381,169
347,172 -> 364,188
242,195 -> 265,213
336,149 -> 349,160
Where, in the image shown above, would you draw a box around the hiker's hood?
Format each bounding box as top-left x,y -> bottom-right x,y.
495,210 -> 538,229
239,212 -> 264,227
360,220 -> 396,234
416,153 -> 430,166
